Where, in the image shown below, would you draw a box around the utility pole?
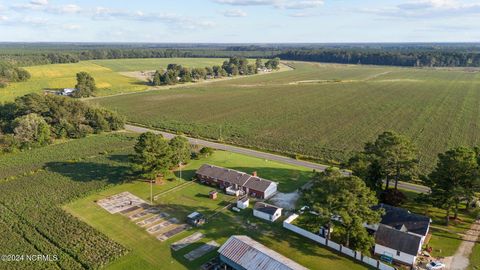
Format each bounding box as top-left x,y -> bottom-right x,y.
150,180 -> 153,204
179,163 -> 182,179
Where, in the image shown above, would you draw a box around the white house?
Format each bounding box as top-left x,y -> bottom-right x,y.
237,197 -> 249,209
368,204 -> 431,266
374,225 -> 422,266
253,202 -> 282,222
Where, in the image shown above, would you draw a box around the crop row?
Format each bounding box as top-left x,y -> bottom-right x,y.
0,134 -> 135,269
96,62 -> 480,170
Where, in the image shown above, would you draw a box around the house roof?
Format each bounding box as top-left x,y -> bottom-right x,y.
218,235 -> 308,270
254,202 -> 281,215
374,203 -> 430,236
196,164 -> 276,193
238,197 -> 249,203
375,225 -> 422,256
187,212 -> 203,219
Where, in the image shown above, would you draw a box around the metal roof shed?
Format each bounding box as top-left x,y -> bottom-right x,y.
218,235 -> 308,270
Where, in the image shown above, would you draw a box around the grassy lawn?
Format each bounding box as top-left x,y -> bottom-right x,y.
95,61 -> 480,170
401,189 -> 478,257
469,243 -> 480,270
64,151 -> 369,270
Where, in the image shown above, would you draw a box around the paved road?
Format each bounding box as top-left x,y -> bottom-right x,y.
125,124 -> 430,194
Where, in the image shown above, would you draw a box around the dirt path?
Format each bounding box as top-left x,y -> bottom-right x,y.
447,219 -> 480,270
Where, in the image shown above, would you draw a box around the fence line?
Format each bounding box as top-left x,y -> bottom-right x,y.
283,214 -> 395,270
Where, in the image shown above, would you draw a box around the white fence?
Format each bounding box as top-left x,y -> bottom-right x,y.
283,214 -> 395,270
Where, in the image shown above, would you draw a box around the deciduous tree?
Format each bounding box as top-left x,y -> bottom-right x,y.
74,72 -> 97,98
169,136 -> 191,167
13,113 -> 51,149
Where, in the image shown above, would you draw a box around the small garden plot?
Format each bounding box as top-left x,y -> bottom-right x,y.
97,191 -> 147,214
136,212 -> 169,227
147,218 -> 179,234
128,207 -> 161,220
171,232 -> 205,251
157,224 -> 190,241
184,241 -> 220,261
119,205 -> 143,215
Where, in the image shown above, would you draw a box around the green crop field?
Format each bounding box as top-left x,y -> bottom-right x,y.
0,133 -> 137,269
93,61 -> 480,170
0,58 -> 226,102
65,151 -> 367,270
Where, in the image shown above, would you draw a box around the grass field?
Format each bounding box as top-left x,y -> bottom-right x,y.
469,243 -> 480,270
0,58 -> 226,102
65,151 -> 368,270
93,61 -> 480,170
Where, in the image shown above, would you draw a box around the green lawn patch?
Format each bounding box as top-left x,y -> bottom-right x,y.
469,242 -> 480,270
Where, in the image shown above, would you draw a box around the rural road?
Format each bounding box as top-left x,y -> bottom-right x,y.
125,124 -> 431,194
447,219 -> 480,270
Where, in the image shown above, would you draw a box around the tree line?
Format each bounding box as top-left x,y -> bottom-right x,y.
0,61 -> 31,88
277,49 -> 480,67
150,57 -> 280,86
0,93 -> 124,153
4,45 -> 480,67
301,130 -> 480,252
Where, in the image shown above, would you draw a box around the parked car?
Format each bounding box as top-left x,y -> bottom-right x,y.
426,261 -> 445,270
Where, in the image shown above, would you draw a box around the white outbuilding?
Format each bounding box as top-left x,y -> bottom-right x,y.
253,202 -> 282,222
236,197 -> 249,209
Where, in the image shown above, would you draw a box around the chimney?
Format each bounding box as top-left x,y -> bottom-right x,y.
252,171 -> 257,177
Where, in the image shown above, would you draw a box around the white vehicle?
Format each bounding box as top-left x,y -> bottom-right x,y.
231,207 -> 241,213
426,261 -> 445,270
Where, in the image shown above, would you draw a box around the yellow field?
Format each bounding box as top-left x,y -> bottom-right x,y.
0,58 -> 227,103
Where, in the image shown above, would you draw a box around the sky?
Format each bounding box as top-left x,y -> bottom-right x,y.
0,0 -> 480,43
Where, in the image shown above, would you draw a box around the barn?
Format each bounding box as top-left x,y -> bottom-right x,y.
196,164 -> 278,199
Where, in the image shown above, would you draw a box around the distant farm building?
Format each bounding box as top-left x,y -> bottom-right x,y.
218,235 -> 308,270
253,202 -> 282,222
196,164 -> 278,199
61,88 -> 77,96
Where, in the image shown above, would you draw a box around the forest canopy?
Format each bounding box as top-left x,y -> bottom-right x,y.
0,93 -> 124,152
0,61 -> 31,88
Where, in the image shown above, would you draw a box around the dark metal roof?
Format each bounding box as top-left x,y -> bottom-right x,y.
375,225 -> 422,256
196,164 -> 277,193
374,203 -> 430,236
254,202 -> 281,215
218,235 -> 308,270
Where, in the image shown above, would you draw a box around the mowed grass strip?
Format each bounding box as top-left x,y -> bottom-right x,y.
65,151 -> 368,270
94,62 -> 480,170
